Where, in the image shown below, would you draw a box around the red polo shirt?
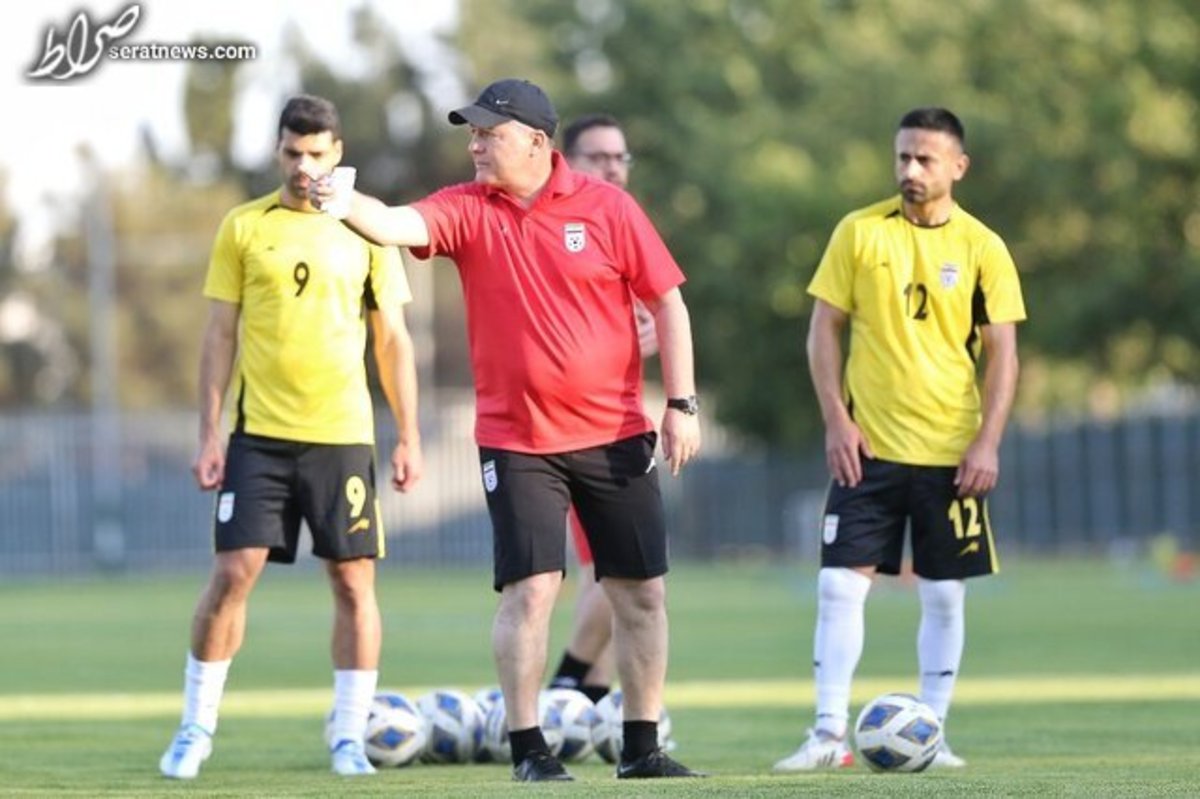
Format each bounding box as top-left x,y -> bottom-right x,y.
411,152 -> 685,454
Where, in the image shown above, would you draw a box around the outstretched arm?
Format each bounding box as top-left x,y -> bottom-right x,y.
345,193 -> 431,248
309,177 -> 431,248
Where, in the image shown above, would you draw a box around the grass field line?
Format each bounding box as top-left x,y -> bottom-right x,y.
2,674 -> 1198,721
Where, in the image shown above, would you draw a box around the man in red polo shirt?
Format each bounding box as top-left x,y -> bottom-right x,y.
310,78 -> 703,782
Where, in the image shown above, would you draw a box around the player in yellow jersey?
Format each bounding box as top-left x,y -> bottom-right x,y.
774,108 -> 1025,773
159,95 -> 423,780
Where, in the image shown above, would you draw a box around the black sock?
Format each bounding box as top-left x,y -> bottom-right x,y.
548,652 -> 591,690
509,726 -> 549,766
621,720 -> 658,762
580,683 -> 610,703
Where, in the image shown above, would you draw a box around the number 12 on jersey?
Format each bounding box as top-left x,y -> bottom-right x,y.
903,282 -> 929,320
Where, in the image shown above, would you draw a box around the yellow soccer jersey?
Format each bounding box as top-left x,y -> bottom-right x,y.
808,195 -> 1026,466
203,192 -> 412,445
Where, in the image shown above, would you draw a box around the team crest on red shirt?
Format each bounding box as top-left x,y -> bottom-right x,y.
564,223 -> 586,253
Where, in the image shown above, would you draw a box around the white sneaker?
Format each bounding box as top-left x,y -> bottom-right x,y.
159,723 -> 212,779
773,728 -> 855,771
929,740 -> 966,768
331,739 -> 376,776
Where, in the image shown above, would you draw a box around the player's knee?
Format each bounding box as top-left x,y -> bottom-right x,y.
605,575 -> 665,619
327,560 -> 378,607
209,552 -> 265,598
499,571 -> 561,618
817,567 -> 872,607
917,578 -> 965,617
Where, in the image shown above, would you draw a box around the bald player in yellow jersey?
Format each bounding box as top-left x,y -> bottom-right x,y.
159,95 -> 423,780
775,107 -> 1025,773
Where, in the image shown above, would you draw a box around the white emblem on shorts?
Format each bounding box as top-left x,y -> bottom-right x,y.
822,513 -> 839,545
217,491 -> 235,523
482,460 -> 498,493
564,222 -> 586,253
645,457 -> 656,474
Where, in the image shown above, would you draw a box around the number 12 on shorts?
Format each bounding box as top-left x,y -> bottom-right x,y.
947,496 -> 989,540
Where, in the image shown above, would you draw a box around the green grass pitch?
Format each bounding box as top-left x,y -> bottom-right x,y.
1,558 -> 1197,797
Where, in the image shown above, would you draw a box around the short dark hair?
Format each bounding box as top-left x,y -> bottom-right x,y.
562,113 -> 623,155
898,107 -> 965,147
278,94 -> 341,141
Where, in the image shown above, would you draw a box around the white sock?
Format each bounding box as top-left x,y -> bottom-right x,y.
181,652 -> 231,735
917,578 -> 966,724
813,567 -> 872,738
330,669 -> 378,747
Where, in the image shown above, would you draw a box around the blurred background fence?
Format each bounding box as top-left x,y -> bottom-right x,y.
3,397 -> 1197,577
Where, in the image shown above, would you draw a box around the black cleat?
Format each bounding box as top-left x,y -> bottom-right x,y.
513,751 -> 574,782
547,675 -> 580,691
617,748 -> 706,779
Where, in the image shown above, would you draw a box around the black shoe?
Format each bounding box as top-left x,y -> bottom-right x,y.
617,748 -> 706,779
547,675 -> 579,691
513,751 -> 574,782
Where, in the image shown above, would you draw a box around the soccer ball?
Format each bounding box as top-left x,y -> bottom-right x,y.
473,686 -> 504,715
374,690 -> 420,716
590,689 -> 673,763
534,690 -> 565,756
480,691 -> 557,763
540,688 -> 597,762
481,697 -> 511,763
325,691 -> 426,767
365,697 -> 427,767
416,688 -> 486,764
471,687 -> 504,762
853,693 -> 943,772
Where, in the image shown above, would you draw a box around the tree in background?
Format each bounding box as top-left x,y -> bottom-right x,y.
0,171 -> 77,406
13,1 -> 1200,434
14,7 -> 475,410
460,0 -> 1200,447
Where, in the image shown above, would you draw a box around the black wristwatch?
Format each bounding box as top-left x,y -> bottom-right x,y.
666,395 -> 699,415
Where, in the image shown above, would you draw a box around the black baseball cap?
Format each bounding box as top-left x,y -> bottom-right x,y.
448,79 -> 559,137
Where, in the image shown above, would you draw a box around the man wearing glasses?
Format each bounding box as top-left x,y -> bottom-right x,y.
564,114 -> 635,182
548,115 -> 659,713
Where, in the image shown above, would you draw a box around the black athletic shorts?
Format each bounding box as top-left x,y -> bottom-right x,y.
213,433 -> 383,563
479,432 -> 667,591
819,458 -> 998,580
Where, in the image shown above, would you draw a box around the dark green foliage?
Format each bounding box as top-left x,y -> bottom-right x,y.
462,0 -> 1200,446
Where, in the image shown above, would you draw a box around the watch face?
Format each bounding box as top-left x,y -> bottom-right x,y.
669,396 -> 698,414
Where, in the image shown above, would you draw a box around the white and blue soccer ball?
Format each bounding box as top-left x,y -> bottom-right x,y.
416,688 -> 486,764
481,691 -> 559,763
473,686 -> 504,716
481,697 -> 511,763
853,693 -> 943,772
590,689 -> 673,763
374,690 -> 420,717
540,688 -> 597,762
326,691 -> 426,768
470,687 -> 504,762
